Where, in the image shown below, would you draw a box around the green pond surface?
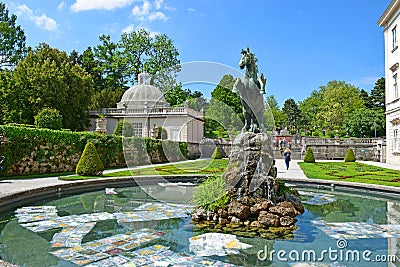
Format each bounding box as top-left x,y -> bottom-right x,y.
0,184 -> 399,267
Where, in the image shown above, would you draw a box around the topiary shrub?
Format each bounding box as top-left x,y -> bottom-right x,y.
344,148 -> 356,162
114,121 -> 134,137
34,108 -> 63,130
211,147 -> 223,159
76,142 -> 104,176
303,147 -> 315,163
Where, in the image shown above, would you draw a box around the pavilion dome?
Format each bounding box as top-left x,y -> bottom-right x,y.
117,73 -> 169,109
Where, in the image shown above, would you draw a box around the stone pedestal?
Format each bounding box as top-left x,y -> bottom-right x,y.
95,119 -> 107,133
224,132 -> 276,200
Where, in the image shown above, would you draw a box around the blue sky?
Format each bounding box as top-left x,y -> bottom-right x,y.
2,0 -> 392,106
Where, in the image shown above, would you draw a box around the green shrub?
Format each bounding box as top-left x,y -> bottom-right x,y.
34,108 -> 62,130
192,175 -> 229,211
211,147 -> 223,159
114,121 -> 134,137
303,147 -> 316,163
76,142 -> 104,176
344,148 -> 356,162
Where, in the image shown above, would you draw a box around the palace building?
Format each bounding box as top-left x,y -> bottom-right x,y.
379,0 -> 400,165
88,73 -> 204,144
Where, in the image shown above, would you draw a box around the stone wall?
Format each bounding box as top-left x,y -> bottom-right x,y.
201,136 -> 387,162
301,137 -> 386,162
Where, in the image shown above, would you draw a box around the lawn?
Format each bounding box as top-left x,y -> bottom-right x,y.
298,162 -> 400,187
59,159 -> 229,180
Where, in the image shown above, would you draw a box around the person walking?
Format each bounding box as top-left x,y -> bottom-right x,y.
283,148 -> 291,170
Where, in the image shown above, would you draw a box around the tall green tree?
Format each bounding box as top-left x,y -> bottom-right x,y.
2,43 -> 93,130
266,95 -> 286,129
370,77 -> 385,110
119,29 -> 180,84
94,34 -> 126,91
211,74 -> 242,116
317,81 -> 364,130
345,108 -> 385,137
299,88 -> 325,131
0,2 -> 27,69
282,98 -> 305,132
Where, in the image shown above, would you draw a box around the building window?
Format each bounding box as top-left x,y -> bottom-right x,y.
132,122 -> 143,137
393,26 -> 398,50
171,129 -> 180,141
394,74 -> 398,99
394,129 -> 399,152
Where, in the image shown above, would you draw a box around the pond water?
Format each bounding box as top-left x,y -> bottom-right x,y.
0,184 -> 399,267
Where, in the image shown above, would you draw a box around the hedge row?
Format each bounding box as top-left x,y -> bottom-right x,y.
0,125 -> 188,177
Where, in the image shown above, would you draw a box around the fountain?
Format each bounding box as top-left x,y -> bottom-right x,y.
191,48 -> 304,237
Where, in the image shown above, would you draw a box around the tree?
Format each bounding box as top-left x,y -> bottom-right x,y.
34,108 -> 63,130
2,43 -> 93,130
0,2 -> 27,69
205,74 -> 244,136
299,88 -> 325,132
94,34 -> 126,91
344,108 -> 385,137
282,98 -> 305,132
360,89 -> 372,109
119,29 -> 180,84
370,77 -> 385,110
211,74 -> 243,117
205,98 -> 243,137
317,81 -> 364,131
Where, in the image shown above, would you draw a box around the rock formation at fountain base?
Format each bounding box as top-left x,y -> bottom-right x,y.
191,132 -> 304,238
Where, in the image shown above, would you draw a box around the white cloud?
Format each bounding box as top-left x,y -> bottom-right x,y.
122,24 -> 159,37
148,11 -> 168,21
57,2 -> 66,11
16,5 -> 58,31
122,24 -> 135,33
71,0 -> 134,12
154,0 -> 163,10
188,7 -> 195,12
132,1 -> 151,16
352,76 -> 380,87
131,0 -> 169,22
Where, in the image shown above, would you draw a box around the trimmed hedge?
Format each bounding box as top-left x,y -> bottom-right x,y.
0,125 -> 188,177
303,147 -> 316,163
344,148 -> 356,162
76,142 -> 104,176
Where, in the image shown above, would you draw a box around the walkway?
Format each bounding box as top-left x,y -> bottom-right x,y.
0,159 -> 207,200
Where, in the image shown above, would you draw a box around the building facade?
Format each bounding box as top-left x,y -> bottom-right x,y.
379,0 -> 400,165
89,73 -> 204,144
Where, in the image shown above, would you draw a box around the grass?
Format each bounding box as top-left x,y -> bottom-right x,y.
298,162 -> 400,187
0,171 -> 75,180
59,159 -> 229,180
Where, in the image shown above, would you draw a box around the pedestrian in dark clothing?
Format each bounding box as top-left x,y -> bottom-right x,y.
283,148 -> 291,170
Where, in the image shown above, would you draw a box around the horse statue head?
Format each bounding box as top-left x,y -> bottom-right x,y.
239,48 -> 257,72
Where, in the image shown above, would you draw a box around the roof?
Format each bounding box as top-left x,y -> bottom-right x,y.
378,0 -> 400,27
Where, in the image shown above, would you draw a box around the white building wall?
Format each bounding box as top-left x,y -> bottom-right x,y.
380,0 -> 400,164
